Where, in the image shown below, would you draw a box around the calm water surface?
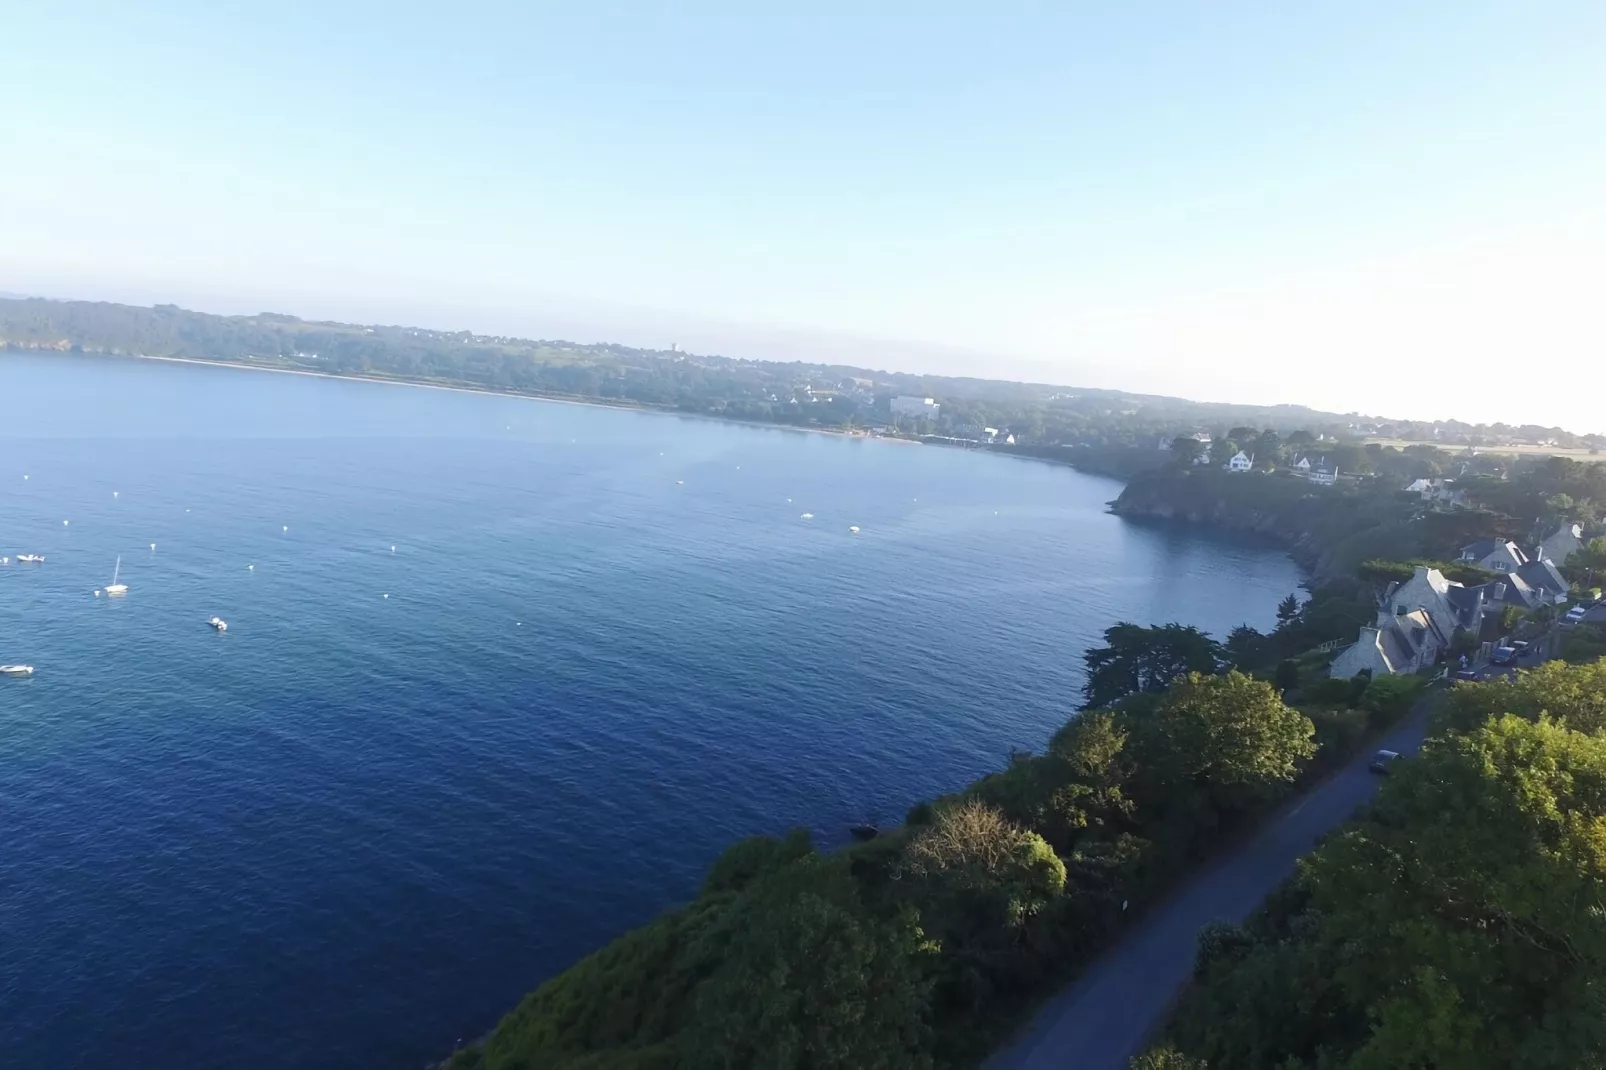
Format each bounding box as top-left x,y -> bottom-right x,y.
0,353 -> 1303,1069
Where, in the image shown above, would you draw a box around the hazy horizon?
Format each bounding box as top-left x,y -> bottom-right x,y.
4,4 -> 1603,431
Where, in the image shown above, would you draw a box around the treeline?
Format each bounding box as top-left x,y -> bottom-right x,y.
443,649 -> 1426,1070
11,296 -> 1590,453
1142,658 -> 1606,1070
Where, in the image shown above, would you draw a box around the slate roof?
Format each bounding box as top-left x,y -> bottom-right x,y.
1518,559 -> 1570,598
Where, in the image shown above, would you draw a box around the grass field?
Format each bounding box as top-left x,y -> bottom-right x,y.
1366,438 -> 1606,462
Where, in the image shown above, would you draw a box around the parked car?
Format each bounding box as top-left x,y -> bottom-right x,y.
1491,646 -> 1518,665
1368,749 -> 1402,775
1453,669 -> 1480,683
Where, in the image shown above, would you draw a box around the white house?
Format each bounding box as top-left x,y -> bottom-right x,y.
890,396 -> 941,421
1310,466 -> 1337,487
1227,450 -> 1254,472
1291,456 -> 1312,474
1538,522 -> 1585,566
1459,539 -> 1529,573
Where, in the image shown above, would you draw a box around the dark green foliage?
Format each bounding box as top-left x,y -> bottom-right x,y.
1358,557 -> 1494,586
1302,706 -> 1370,777
1163,711 -> 1606,1070
1563,623 -> 1606,665
480,897 -> 731,1069
1192,920 -> 1253,978
1128,1046 -> 1209,1070
1436,658 -> 1606,736
1275,593 -> 1300,625
1082,623 -> 1223,709
1358,673 -> 1423,728
702,828 -> 813,895
1273,659 -> 1300,693
683,857 -> 935,1070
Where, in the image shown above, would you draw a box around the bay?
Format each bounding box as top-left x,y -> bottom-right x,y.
0,352 -> 1302,1069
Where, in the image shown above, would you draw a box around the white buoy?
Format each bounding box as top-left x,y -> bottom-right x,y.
390,545 -> 396,553
94,590 -> 101,597
113,491 -> 119,498
382,593 -> 389,599
248,564 -> 255,571
150,543 -> 156,551
63,519 -> 69,526
282,525 -> 288,533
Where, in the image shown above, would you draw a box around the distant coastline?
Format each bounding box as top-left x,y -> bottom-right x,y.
5,347 -> 1163,478
2,345 -> 903,443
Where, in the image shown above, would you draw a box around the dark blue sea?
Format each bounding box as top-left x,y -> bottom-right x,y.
0,352 -> 1304,1069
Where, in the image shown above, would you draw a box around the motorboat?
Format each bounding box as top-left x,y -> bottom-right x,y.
16,554 -> 44,563
0,665 -> 35,677
207,617 -> 228,632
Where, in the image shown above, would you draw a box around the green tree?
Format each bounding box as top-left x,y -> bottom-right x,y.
1125,672 -> 1316,817
686,857 -> 935,1070
1172,713 -> 1606,1070
1438,658 -> 1606,736
1169,435 -> 1206,467
1082,623 -> 1223,709
1275,593 -> 1300,626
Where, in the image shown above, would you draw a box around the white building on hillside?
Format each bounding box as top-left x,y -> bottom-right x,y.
1227,450 -> 1254,472
890,396 -> 941,421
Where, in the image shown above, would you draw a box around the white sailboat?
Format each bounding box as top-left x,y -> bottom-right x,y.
104,555 -> 128,596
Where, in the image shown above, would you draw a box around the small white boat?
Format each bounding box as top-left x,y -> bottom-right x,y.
207,617 -> 228,632
0,665 -> 34,677
17,554 -> 44,563
849,526 -> 861,534
800,513 -> 814,520
104,555 -> 128,596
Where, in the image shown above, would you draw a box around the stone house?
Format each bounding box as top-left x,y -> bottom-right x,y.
1330,566 -> 1480,678
1537,522 -> 1585,566
1459,539 -> 1529,573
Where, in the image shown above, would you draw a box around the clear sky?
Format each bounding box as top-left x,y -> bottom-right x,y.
3,2 -> 1603,430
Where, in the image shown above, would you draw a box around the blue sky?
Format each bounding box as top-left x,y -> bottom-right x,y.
3,3 -> 1603,430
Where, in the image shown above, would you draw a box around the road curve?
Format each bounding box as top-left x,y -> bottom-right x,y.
985,705 -> 1433,1070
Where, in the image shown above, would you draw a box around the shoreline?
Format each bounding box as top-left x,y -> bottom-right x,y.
14,347 -> 922,446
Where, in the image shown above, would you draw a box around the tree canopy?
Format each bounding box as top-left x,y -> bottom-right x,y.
1152,659 -> 1606,1070
1082,623 -> 1223,709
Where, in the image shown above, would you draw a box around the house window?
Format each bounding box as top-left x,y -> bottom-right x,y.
1494,562 -> 1508,571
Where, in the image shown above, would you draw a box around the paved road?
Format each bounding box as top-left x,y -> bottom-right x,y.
986,706 -> 1433,1070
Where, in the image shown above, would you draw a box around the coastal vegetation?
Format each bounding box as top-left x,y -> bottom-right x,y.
1112,454 -> 1606,583
442,664 -> 1428,1070
6,298 -> 1603,460
1143,658 -> 1606,1070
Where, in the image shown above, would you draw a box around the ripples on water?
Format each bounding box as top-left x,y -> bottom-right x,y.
0,353 -> 1303,1068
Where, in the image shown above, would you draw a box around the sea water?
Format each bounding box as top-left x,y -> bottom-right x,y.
0,352 -> 1303,1069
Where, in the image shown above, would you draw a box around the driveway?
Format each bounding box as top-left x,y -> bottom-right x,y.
985,704 -> 1432,1070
